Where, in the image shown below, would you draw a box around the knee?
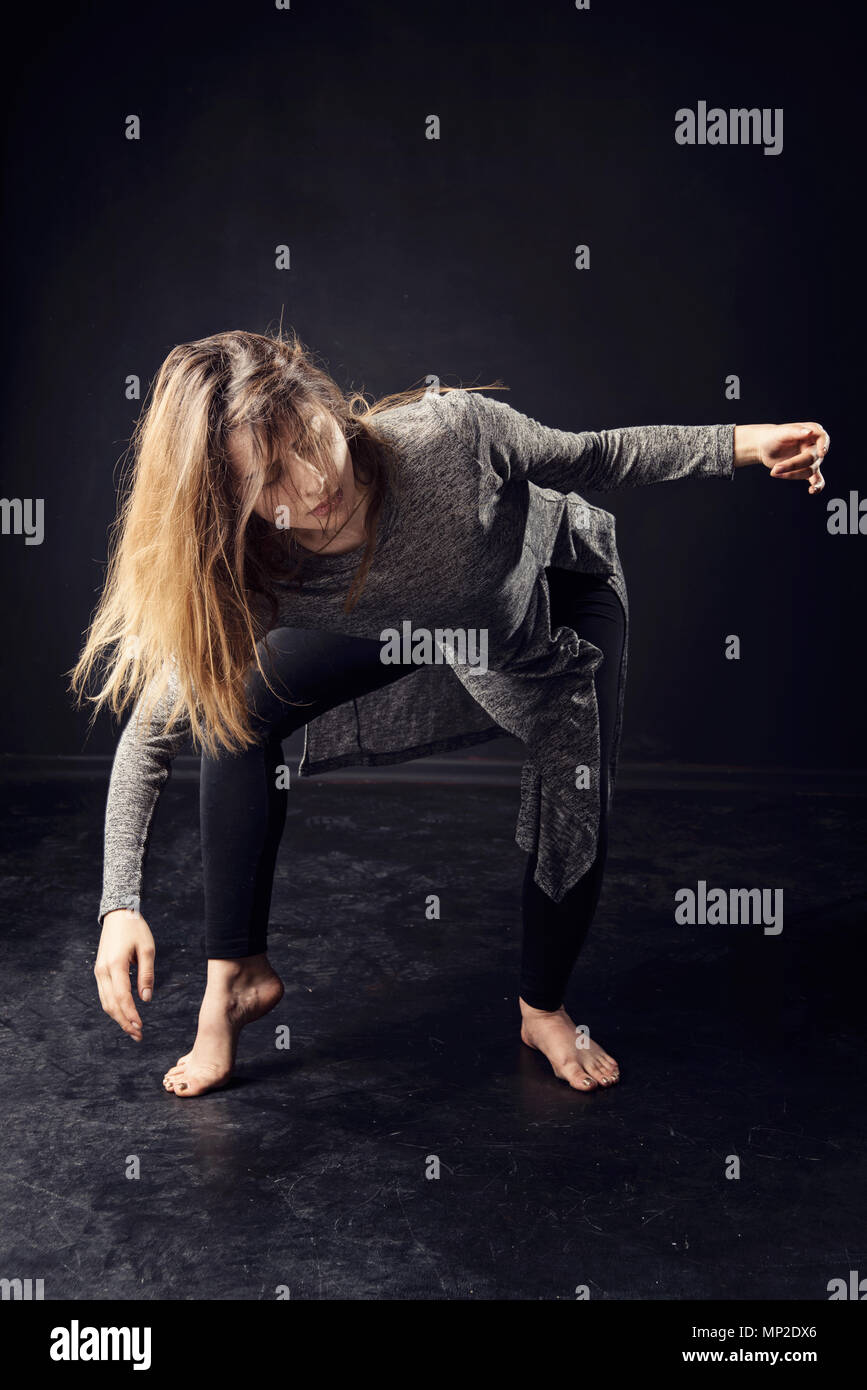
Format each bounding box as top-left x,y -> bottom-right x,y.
244,632 -> 312,741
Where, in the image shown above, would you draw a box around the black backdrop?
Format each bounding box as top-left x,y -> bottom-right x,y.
1,0 -> 860,767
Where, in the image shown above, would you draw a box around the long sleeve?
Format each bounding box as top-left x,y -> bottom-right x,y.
451,389 -> 735,493
97,669 -> 191,926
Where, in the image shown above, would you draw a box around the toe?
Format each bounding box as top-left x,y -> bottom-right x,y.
561,1062 -> 598,1090
586,1055 -> 613,1085
594,1052 -> 620,1081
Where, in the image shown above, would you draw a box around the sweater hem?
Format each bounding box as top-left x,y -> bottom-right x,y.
299,723 -> 506,777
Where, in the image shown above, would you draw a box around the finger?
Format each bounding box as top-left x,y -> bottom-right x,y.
137,947 -> 155,1003
770,449 -> 818,475
790,422 -> 830,456
773,464 -> 821,481
799,423 -> 830,458
780,423 -> 819,442
808,466 -> 826,494
94,969 -> 111,1019
109,964 -> 143,1036
96,970 -> 126,1034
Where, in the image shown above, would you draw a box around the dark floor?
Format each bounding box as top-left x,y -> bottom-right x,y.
1,748 -> 865,1301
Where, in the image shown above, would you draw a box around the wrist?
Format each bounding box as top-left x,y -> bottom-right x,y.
733,424 -> 765,468
101,905 -> 141,926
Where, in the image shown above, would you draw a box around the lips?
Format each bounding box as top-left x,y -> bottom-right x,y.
310,487 -> 342,518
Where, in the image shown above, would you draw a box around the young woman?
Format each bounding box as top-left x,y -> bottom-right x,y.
71,329 -> 829,1098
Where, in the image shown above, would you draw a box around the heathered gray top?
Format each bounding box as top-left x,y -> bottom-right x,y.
98,389 -> 735,924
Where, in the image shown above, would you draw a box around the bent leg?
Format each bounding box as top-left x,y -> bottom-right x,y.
165,628 -> 417,1097
200,627 -> 416,958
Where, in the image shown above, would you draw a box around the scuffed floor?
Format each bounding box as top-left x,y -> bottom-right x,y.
0,756 -> 864,1300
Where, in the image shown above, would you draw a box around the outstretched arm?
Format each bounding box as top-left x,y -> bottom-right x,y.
451,390 -> 828,494
98,669 -> 191,925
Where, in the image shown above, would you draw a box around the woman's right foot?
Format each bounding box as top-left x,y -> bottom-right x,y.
163,955 -> 284,1098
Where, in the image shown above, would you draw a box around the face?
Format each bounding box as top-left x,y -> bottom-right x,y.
225,411 -> 352,532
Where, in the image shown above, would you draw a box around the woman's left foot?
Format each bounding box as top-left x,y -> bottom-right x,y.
519,998 -> 620,1090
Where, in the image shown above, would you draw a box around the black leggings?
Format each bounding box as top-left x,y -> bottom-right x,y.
200,568 -> 625,1011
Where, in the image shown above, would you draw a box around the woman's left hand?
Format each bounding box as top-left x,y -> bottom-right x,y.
751,421 -> 830,494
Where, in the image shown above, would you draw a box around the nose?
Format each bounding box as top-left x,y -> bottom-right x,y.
294,460 -> 327,506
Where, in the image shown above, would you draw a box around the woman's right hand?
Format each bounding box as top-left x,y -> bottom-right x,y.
94,909 -> 156,1041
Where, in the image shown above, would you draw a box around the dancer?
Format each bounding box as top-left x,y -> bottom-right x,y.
71,329 -> 829,1096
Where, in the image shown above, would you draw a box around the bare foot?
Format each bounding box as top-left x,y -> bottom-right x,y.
163,955 -> 284,1098
519,998 -> 620,1091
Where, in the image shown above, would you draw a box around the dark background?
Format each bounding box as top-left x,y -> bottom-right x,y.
1,0 -> 865,1316
1,0 -> 860,767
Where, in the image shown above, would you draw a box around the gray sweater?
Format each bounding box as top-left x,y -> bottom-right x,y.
98,389 -> 735,923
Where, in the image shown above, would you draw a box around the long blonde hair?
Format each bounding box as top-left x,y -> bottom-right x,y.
70,328 -> 505,755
